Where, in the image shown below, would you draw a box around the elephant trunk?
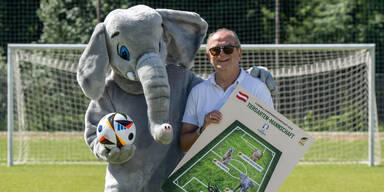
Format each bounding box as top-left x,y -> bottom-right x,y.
136,52 -> 173,144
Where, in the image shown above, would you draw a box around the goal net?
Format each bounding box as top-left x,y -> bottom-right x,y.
7,44 -> 380,165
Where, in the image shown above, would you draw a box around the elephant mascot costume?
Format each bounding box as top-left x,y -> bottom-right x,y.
77,4 -> 276,191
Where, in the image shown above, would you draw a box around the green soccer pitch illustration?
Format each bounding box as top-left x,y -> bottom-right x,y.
162,120 -> 282,192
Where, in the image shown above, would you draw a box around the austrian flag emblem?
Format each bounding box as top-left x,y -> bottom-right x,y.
236,91 -> 249,103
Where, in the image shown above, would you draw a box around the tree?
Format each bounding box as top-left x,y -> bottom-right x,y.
37,0 -> 142,44
281,0 -> 355,43
0,0 -> 41,48
281,0 -> 384,45
38,0 -> 97,43
0,0 -> 42,130
279,0 -> 384,75
37,0 -> 278,44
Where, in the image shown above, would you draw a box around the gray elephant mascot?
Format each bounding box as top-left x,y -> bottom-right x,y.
77,4 -> 276,191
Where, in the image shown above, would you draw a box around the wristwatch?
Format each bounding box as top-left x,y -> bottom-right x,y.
196,126 -> 203,136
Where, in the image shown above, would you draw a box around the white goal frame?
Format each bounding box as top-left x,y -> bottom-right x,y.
7,43 -> 377,166
7,44 -> 86,166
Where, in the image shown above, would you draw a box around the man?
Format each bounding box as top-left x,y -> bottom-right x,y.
180,28 -> 274,152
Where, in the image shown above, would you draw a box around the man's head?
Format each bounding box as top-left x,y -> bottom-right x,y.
206,28 -> 242,72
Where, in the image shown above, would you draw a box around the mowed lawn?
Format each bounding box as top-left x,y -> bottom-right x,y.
0,164 -> 106,192
279,164 -> 384,192
0,132 -> 384,191
0,164 -> 383,192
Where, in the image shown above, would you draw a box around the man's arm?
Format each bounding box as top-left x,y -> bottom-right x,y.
179,123 -> 200,152
180,110 -> 222,152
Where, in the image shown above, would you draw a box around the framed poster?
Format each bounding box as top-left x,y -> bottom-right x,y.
163,85 -> 314,192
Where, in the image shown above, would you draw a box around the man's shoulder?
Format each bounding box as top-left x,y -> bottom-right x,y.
241,72 -> 270,95
242,71 -> 265,85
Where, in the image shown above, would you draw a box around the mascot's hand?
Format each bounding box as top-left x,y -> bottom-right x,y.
107,145 -> 136,164
247,66 -> 278,95
152,123 -> 173,145
94,142 -> 136,164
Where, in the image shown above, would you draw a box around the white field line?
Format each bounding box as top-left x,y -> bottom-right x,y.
2,131 -> 382,139
173,126 -> 279,190
258,150 -> 276,192
298,161 -> 370,165
12,161 -> 107,165
240,134 -> 273,155
237,130 -> 278,192
212,150 -> 259,186
183,177 -> 208,189
174,127 -> 238,184
172,180 -> 188,192
237,152 -> 263,172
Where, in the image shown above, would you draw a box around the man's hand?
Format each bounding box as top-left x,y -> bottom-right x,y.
247,66 -> 278,95
202,110 -> 222,133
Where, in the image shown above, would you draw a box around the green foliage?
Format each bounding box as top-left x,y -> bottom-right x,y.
37,0 -> 152,44
37,0 -> 99,43
4,0 -> 384,131
36,0 -> 276,44
298,101 -> 368,132
282,0 -> 383,43
283,0 -> 354,43
17,60 -> 88,132
192,0 -> 276,43
0,48 -> 6,131
0,0 -> 41,47
0,0 -> 42,131
280,0 -> 384,73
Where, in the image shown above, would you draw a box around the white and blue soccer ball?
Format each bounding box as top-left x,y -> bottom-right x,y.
96,112 -> 136,149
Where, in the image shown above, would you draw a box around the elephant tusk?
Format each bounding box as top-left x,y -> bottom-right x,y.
126,71 -> 138,81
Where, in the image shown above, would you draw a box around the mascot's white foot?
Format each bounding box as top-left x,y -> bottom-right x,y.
152,123 -> 173,145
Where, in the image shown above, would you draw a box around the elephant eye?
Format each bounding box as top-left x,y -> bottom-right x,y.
118,45 -> 130,61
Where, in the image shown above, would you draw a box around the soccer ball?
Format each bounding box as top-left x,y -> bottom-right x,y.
96,112 -> 136,149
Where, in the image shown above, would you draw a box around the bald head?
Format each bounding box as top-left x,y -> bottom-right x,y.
206,28 -> 241,52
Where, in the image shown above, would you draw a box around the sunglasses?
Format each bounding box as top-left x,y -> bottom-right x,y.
208,45 -> 238,56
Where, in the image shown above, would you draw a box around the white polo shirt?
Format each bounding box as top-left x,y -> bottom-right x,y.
182,68 -> 274,127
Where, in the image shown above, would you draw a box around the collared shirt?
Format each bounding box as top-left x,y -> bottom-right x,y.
182,68 -> 274,127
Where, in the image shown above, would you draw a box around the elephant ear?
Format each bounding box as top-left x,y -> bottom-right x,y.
77,23 -> 110,100
157,9 -> 208,69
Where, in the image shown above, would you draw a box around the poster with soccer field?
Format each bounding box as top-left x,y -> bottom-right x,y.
162,85 -> 314,192
162,120 -> 281,192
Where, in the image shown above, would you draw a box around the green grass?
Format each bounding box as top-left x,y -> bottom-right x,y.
302,136 -> 369,162
1,131 -> 384,191
0,164 -> 106,192
0,132 -> 97,164
279,164 -> 384,192
2,132 -> 382,164
0,164 -> 383,192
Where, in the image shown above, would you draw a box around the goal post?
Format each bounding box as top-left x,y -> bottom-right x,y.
242,44 -> 378,166
6,44 -> 379,166
7,44 -> 89,166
